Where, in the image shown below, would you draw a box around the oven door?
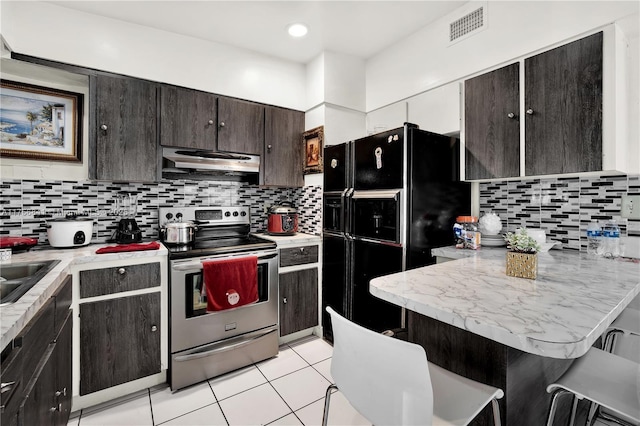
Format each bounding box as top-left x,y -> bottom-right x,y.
350,189 -> 403,245
170,249 -> 278,353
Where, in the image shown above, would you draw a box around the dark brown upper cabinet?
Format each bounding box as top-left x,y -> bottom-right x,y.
94,74 -> 158,182
464,62 -> 520,180
217,97 -> 264,155
264,106 -> 305,187
159,86 -> 217,149
525,31 -> 603,176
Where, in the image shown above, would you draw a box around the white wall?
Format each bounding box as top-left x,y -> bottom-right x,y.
0,1 -> 306,111
366,1 -> 639,111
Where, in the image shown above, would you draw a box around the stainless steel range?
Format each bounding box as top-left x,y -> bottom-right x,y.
159,206 -> 278,391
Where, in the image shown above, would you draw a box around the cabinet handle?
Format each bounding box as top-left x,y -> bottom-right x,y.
55,387 -> 67,397
100,124 -> 108,132
208,119 -> 214,125
283,297 -> 287,304
507,112 -> 516,119
151,325 -> 158,332
299,247 -> 305,253
117,267 -> 126,275
526,109 -> 534,115
267,144 -> 272,151
219,121 -> 225,128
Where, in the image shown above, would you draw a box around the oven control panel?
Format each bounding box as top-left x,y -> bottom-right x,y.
159,206 -> 250,226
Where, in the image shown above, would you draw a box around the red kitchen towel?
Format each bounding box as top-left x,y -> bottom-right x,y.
95,241 -> 161,254
203,256 -> 258,312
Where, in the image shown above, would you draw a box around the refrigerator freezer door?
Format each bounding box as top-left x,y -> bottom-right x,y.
324,143 -> 349,191
353,128 -> 404,190
322,233 -> 349,342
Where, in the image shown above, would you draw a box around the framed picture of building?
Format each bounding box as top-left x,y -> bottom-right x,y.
0,80 -> 83,162
303,125 -> 323,174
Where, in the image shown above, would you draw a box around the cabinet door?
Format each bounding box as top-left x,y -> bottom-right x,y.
159,86 -> 217,149
217,97 -> 264,155
53,313 -> 72,426
95,75 -> 157,181
279,268 -> 318,336
525,32 -> 603,175
464,62 -> 520,179
79,293 -> 161,395
21,345 -> 56,426
264,107 -> 304,187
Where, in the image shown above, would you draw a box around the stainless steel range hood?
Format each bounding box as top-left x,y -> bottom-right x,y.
162,147 -> 260,182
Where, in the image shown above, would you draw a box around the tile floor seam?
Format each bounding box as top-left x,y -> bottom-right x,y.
264,378 -> 297,422
154,402 -> 222,426
207,378 -> 233,425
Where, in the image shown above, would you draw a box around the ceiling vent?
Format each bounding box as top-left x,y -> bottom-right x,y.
449,6 -> 485,45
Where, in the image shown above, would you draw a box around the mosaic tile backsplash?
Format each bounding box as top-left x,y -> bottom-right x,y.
480,174 -> 640,252
0,179 -> 322,246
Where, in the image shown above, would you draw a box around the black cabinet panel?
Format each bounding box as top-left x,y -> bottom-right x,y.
525,32 -> 603,175
279,268 -> 318,336
95,75 -> 157,181
79,293 -> 161,395
217,97 -> 264,155
465,62 -> 520,179
323,143 -> 348,192
322,235 -> 347,342
160,86 -> 217,149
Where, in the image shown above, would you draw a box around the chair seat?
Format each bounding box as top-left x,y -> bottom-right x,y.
430,362 -> 504,426
546,347 -> 640,424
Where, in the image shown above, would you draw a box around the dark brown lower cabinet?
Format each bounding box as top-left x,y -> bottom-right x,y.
279,268 -> 319,336
21,313 -> 72,426
79,292 -> 161,395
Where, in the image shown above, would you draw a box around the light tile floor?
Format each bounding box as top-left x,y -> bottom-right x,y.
67,335 -> 370,426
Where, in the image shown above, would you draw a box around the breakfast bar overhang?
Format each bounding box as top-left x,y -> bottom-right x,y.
370,247 -> 640,425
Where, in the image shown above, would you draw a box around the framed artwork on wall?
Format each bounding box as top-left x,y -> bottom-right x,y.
0,79 -> 83,162
303,125 -> 323,175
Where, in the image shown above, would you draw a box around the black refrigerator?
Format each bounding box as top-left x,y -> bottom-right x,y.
322,123 -> 471,341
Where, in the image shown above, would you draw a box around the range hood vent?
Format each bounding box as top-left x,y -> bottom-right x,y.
449,6 -> 485,44
162,147 -> 259,183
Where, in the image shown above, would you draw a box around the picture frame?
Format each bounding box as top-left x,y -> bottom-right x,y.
0,79 -> 83,162
303,125 -> 324,174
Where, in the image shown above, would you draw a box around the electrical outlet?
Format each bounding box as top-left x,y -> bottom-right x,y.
621,195 -> 640,220
263,204 -> 271,213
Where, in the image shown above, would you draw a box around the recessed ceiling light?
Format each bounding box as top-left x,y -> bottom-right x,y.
288,23 -> 308,38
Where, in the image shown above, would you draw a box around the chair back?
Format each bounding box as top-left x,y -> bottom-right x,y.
326,307 -> 434,425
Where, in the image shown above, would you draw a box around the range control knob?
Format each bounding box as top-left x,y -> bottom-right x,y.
176,213 -> 183,220
233,211 -> 239,217
165,213 -> 173,220
225,211 -> 231,217
240,211 -> 247,217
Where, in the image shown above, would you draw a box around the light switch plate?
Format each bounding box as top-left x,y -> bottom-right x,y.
621,195 -> 640,220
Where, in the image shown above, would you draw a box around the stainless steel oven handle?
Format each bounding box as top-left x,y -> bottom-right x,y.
172,252 -> 277,271
174,328 -> 277,362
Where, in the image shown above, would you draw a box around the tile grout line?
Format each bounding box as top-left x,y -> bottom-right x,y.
207,379 -> 231,426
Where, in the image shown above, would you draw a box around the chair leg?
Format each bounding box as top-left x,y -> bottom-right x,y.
322,384 -> 338,426
546,389 -> 570,426
568,395 -> 579,426
491,398 -> 501,426
603,329 -> 622,353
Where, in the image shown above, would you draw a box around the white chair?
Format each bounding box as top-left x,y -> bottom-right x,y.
321,307 -> 504,426
603,307 -> 640,355
545,347 -> 640,426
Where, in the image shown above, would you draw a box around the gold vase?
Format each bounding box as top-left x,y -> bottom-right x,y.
506,251 -> 538,279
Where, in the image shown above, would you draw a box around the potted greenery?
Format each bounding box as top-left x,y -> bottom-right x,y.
503,229 -> 541,279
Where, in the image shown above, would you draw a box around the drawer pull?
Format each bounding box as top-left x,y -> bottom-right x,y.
55,387 -> 67,397
151,325 -> 158,332
299,247 -> 305,253
117,268 -> 126,275
283,297 -> 287,304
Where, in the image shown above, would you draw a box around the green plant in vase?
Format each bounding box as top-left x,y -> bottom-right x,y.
504,229 -> 540,279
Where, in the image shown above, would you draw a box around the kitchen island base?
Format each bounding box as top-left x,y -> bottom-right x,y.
408,312 -> 591,425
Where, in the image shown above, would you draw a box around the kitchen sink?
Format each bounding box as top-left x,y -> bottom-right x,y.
0,260 -> 61,306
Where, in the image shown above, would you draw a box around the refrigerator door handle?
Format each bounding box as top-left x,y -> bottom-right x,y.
351,189 -> 400,200
353,236 -> 402,248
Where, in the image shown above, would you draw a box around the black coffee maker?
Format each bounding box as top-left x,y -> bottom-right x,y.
114,193 -> 142,243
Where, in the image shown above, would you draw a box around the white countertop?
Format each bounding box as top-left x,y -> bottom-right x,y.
370,246 -> 640,359
254,232 -> 321,246
1,242 -> 168,349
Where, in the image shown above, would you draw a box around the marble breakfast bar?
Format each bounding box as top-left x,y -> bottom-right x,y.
370,247 -> 640,425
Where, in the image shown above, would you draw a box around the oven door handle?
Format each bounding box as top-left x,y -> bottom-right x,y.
172,253 -> 277,271
174,328 -> 278,362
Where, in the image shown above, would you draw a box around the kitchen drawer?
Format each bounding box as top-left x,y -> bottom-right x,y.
80,262 -> 161,298
53,275 -> 72,335
280,245 -> 319,267
0,344 -> 23,426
